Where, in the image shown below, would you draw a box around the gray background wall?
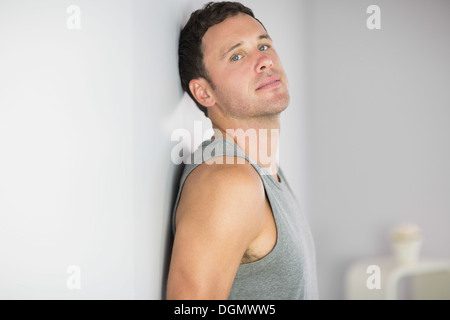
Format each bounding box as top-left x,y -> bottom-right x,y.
0,0 -> 448,299
307,0 -> 450,299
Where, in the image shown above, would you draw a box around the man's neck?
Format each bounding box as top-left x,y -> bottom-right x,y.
212,116 -> 281,181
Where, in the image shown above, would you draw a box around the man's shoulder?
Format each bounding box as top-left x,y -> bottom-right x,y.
185,156 -> 263,195
175,156 -> 267,241
176,157 -> 266,224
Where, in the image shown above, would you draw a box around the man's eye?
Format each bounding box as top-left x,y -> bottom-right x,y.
231,54 -> 242,62
259,45 -> 269,51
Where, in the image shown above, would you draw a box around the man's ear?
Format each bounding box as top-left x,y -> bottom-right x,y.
189,78 -> 216,108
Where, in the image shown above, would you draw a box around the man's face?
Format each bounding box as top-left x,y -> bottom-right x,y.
202,13 -> 290,120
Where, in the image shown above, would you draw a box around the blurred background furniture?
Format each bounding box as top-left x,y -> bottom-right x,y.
346,257 -> 450,299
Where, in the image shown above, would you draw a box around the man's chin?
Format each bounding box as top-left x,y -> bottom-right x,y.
269,94 -> 290,114
256,101 -> 289,119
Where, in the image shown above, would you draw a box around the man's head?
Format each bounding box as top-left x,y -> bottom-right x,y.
179,1 -> 289,120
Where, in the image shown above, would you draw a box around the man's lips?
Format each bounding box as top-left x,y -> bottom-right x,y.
256,76 -> 281,90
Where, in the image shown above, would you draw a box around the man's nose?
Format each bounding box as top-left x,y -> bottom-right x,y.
255,52 -> 273,73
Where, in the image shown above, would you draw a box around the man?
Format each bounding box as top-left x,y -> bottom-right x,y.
167,1 -> 318,299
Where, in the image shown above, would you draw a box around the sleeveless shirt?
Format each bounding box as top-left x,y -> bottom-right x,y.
171,137 -> 319,300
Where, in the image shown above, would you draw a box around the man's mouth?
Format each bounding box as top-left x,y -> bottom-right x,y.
256,76 -> 281,90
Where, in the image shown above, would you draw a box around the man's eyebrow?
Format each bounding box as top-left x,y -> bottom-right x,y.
220,42 -> 243,60
258,34 -> 272,41
220,34 -> 272,60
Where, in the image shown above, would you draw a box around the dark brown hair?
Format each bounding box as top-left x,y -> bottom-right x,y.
178,1 -> 265,117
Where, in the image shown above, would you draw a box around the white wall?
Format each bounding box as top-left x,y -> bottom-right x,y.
0,0 -> 307,299
307,0 -> 450,299
0,0 -> 136,299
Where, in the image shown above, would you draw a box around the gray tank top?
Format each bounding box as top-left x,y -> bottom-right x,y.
171,137 -> 319,300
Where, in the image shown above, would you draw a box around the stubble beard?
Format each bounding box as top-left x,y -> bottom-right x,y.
211,83 -> 290,121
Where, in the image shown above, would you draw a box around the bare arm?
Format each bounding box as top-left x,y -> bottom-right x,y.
166,158 -> 266,299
